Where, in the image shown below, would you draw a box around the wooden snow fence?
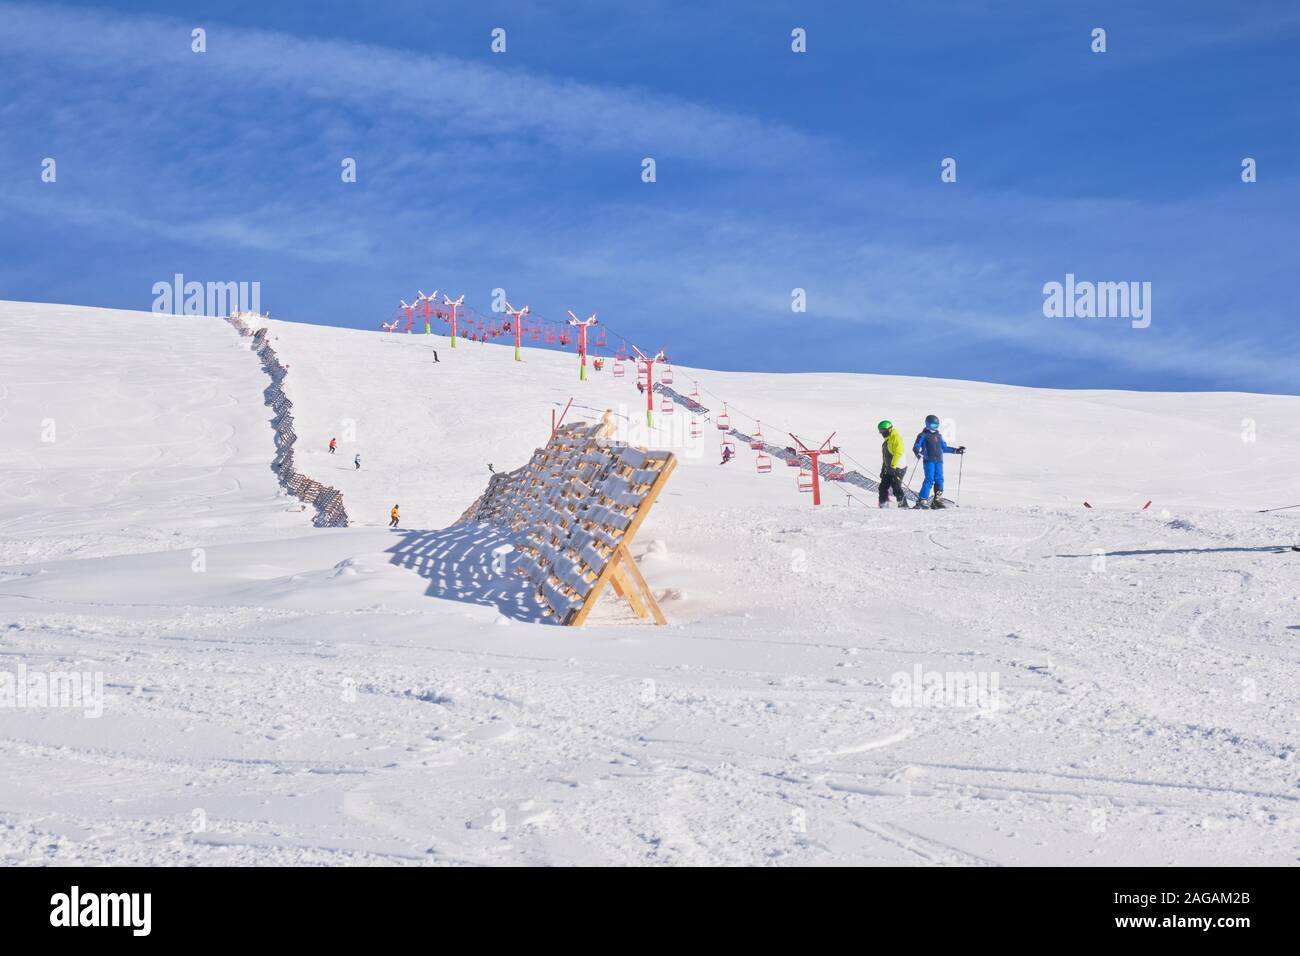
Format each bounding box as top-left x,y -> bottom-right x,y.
224,312 -> 350,528
456,420 -> 677,626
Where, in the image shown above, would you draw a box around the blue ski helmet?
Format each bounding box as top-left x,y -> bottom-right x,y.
925,414 -> 940,429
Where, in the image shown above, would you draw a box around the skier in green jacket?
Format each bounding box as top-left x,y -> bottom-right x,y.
877,420 -> 910,509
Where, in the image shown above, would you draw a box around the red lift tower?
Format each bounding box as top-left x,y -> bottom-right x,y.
789,431 -> 840,506
566,310 -> 598,381
505,301 -> 529,362
417,289 -> 439,334
632,346 -> 666,426
443,293 -> 465,348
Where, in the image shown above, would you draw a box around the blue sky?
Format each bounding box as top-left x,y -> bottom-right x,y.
1,1 -> 1296,392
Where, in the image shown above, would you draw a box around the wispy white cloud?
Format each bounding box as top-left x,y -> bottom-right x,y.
0,2 -> 820,168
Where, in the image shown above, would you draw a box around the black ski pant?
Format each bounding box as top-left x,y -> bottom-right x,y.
879,466 -> 906,505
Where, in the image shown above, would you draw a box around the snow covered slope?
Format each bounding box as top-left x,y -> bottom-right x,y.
1,301 -> 1297,866
264,317 -> 1300,525
0,302 -> 308,566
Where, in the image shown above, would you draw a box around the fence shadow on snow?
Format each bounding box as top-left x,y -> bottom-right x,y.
384,525 -> 552,624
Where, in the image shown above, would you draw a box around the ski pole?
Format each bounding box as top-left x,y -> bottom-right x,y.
1258,503 -> 1300,513
957,452 -> 965,507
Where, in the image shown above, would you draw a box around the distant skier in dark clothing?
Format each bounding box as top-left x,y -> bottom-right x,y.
877,420 -> 909,509
720,445 -> 735,464
354,453 -> 361,470
431,350 -> 439,363
913,415 -> 965,508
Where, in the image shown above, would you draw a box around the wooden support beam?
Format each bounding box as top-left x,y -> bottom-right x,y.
611,561 -> 648,619
616,542 -> 667,625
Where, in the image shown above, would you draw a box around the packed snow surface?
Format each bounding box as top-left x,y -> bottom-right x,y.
1,301 -> 1297,865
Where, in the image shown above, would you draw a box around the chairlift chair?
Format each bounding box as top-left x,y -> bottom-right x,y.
660,396 -> 674,415
824,449 -> 845,480
716,403 -> 731,430
755,452 -> 772,474
797,468 -> 814,493
749,422 -> 765,450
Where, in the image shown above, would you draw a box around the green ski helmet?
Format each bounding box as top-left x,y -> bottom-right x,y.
877,420 -> 893,432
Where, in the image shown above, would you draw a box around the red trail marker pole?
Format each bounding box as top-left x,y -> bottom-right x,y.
552,397 -> 573,435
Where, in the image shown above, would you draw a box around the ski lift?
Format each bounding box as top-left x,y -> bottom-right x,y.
755,452 -> 772,474
530,325 -> 542,342
716,403 -> 731,430
689,417 -> 702,438
797,468 -> 814,493
660,395 -> 674,415
594,329 -> 608,348
559,333 -> 571,346
721,437 -> 736,459
785,453 -> 803,468
749,422 -> 765,450
544,326 -> 557,344
688,385 -> 702,409
661,363 -> 674,385
613,358 -> 625,379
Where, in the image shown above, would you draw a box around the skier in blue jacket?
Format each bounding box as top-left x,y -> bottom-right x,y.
913,415 -> 966,508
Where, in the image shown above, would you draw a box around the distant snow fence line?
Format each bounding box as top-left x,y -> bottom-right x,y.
225,312 -> 350,528
456,416 -> 677,626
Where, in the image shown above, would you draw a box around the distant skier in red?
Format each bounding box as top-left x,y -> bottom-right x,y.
328,437 -> 337,454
